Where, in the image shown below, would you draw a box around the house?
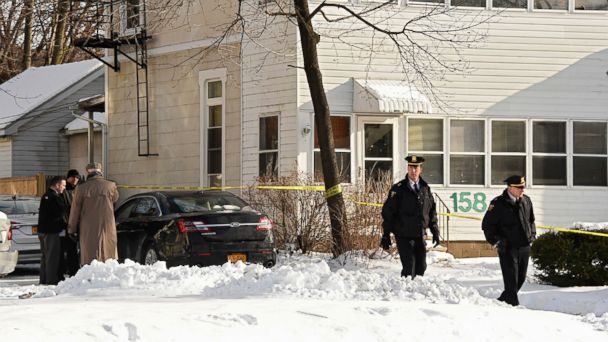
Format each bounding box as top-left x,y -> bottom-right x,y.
0,59 -> 104,178
99,1 -> 608,247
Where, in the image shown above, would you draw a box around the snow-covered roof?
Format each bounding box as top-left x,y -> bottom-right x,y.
354,79 -> 433,114
0,59 -> 103,130
64,111 -> 107,134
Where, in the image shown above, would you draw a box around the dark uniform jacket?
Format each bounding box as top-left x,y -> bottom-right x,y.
482,190 -> 536,248
38,188 -> 68,234
381,177 -> 439,238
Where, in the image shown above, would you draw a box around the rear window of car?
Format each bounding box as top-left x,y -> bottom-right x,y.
169,194 -> 252,213
0,198 -> 39,215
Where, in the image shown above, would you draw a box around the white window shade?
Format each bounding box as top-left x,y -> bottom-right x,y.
354,79 -> 432,114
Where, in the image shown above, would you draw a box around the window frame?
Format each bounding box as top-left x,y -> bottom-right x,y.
530,119 -> 569,187
406,116 -> 445,186
313,113 -> 354,184
489,119 -> 528,187
448,118 -> 486,187
571,120 -> 608,187
199,68 -> 227,188
119,0 -> 144,36
258,113 -> 280,179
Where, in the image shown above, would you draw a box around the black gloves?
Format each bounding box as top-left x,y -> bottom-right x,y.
380,235 -> 391,250
69,233 -> 79,243
432,234 -> 441,247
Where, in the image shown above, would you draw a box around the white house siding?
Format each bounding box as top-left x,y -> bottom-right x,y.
108,47 -> 241,200
241,15 -> 298,185
0,138 -> 11,178
294,3 -> 608,240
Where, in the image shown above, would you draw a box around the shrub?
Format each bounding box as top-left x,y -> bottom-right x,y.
531,229 -> 608,286
243,169 -> 394,255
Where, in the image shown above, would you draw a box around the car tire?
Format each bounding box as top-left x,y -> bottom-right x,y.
140,242 -> 159,265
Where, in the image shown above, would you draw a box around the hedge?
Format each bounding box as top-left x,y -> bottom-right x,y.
531,229 -> 608,287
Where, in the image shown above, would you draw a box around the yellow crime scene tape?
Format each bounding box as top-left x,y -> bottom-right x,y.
117,184 -> 608,238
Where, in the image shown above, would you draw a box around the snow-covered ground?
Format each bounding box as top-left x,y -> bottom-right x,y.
1,251 -> 607,341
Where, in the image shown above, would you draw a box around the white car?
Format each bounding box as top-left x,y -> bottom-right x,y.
0,211 -> 18,275
0,196 -> 40,264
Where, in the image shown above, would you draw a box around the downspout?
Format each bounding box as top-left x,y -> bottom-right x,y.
71,111 -> 108,176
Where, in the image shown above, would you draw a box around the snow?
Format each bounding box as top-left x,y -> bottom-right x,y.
1,252 -> 607,341
0,59 -> 102,129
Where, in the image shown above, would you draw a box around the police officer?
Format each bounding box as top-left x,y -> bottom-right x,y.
482,175 -> 536,306
381,155 -> 440,278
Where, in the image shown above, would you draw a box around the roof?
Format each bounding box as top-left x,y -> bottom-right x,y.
353,79 -> 433,114
64,111 -> 107,134
0,59 -> 103,130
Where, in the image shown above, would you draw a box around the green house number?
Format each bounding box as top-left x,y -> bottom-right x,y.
449,192 -> 487,213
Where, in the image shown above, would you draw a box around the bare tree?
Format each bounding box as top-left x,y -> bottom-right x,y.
22,0 -> 34,69
0,0 -> 100,82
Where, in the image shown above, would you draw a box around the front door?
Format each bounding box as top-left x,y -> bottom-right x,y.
357,117 -> 398,182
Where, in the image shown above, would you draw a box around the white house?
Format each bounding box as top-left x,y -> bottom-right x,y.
101,0 -> 608,247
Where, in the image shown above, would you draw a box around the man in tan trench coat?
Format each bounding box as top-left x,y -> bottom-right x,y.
67,162 -> 119,265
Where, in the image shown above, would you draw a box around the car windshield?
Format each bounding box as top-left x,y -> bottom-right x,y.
169,193 -> 252,213
0,198 -> 39,215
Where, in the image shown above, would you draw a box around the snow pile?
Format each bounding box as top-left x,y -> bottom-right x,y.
22,253 -> 486,306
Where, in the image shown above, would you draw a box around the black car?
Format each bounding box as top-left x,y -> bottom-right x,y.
115,191 -> 276,268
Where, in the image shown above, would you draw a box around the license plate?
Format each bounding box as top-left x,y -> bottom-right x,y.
227,253 -> 247,263
31,226 -> 38,234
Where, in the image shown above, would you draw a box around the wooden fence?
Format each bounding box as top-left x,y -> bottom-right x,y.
0,173 -> 46,197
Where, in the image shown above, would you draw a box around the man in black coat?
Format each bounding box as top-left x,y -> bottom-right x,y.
60,169 -> 80,277
38,176 -> 68,285
381,155 -> 440,278
482,175 -> 536,306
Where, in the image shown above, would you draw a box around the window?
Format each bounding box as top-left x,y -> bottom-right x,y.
408,118 -> 443,184
532,121 -> 566,185
450,120 -> 484,185
259,115 -> 279,179
314,116 -> 351,183
132,197 -> 160,217
573,122 -> 607,186
206,80 -> 223,187
575,0 -> 608,10
120,0 -> 143,35
493,0 -> 527,8
452,0 -> 486,6
491,121 -> 526,185
535,0 -> 567,9
363,123 -> 392,181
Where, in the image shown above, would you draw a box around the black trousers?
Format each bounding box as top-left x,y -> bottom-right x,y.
60,236 -> 79,277
497,245 -> 530,306
39,233 -> 62,285
395,236 -> 427,278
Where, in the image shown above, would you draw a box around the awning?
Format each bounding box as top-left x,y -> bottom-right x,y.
353,79 -> 432,114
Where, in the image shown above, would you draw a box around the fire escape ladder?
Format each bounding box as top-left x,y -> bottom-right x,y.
73,0 -> 157,157
134,33 -> 155,156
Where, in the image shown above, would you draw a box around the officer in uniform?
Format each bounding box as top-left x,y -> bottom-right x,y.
482,175 -> 537,306
381,155 -> 440,278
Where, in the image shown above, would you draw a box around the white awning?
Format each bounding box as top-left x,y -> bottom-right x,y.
353,79 -> 432,114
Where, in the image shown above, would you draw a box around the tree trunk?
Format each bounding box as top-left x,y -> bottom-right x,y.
22,0 -> 34,69
294,0 -> 347,257
51,0 -> 70,65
